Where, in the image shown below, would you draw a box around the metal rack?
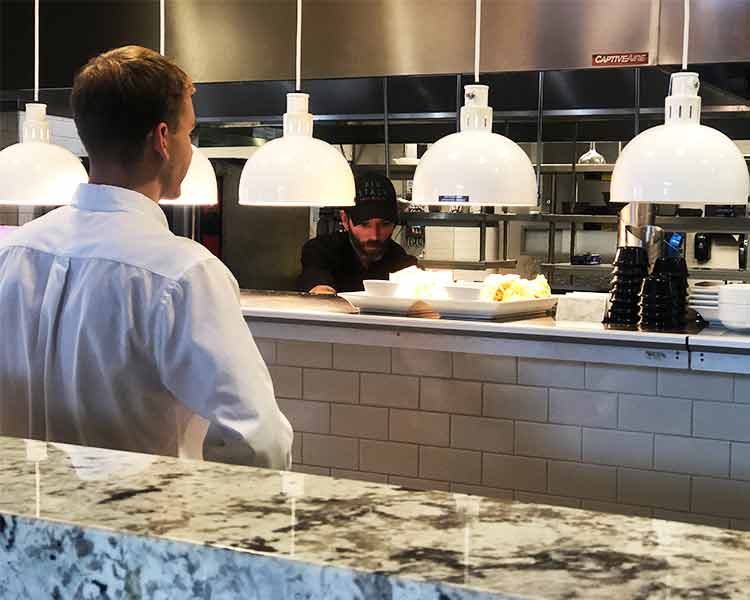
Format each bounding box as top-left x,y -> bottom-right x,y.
544,263 -> 750,283
400,210 -> 750,282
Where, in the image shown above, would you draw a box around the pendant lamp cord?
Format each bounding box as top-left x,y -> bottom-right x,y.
34,0 -> 39,101
474,0 -> 481,83
682,0 -> 689,70
296,0 -> 302,91
159,0 -> 165,55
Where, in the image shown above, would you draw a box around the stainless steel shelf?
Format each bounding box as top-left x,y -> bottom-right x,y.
401,212 -> 750,232
400,213 -> 504,227
542,263 -> 613,273
542,263 -> 750,282
540,164 -> 615,173
654,217 -> 750,233
355,163 -> 617,178
688,269 -> 750,282
420,259 -> 517,270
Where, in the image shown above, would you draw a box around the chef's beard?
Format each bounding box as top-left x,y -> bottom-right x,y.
348,230 -> 387,263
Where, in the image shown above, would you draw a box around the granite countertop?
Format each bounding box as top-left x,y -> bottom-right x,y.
2,436 -> 750,599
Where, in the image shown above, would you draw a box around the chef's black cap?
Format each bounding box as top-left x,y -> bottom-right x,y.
344,173 -> 398,226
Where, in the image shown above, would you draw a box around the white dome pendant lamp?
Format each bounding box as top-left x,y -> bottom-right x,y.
0,0 -> 87,206
411,0 -> 537,207
157,0 -> 218,207
611,0 -> 749,206
238,0 -> 355,207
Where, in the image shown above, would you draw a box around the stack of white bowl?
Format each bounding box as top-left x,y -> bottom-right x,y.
688,282 -> 721,322
719,284 -> 750,331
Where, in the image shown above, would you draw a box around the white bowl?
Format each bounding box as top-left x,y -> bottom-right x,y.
443,284 -> 482,302
719,284 -> 750,306
363,279 -> 399,297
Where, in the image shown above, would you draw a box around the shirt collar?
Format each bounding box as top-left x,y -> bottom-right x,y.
71,184 -> 169,229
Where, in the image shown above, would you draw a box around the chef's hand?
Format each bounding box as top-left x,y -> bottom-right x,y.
309,285 -> 337,295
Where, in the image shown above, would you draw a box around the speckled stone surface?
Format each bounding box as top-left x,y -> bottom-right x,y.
1,437 -> 750,599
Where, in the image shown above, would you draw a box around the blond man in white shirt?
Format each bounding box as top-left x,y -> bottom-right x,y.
0,46 -> 292,469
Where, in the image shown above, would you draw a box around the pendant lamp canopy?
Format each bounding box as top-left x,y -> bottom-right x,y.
238,0 -> 355,207
611,72 -> 749,205
611,0 -> 749,206
411,0 -> 537,208
0,104 -> 87,206
157,0 -> 218,207
239,93 -> 355,207
412,84 -> 537,207
0,0 -> 87,206
160,145 -> 219,206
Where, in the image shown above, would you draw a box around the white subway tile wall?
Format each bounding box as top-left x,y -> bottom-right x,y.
268,366 -> 302,399
549,389 -> 618,428
515,422 -> 581,461
421,378 -> 482,415
585,364 -> 657,395
333,344 -> 391,373
391,348 -> 452,377
454,353 -> 517,383
258,343 -> 750,529
735,376 -> 750,403
277,341 -> 332,369
658,370 -> 734,402
303,369 -> 359,404
483,384 -> 548,422
515,491 -> 582,509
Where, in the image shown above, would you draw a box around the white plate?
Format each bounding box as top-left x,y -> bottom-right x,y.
340,292 -> 559,320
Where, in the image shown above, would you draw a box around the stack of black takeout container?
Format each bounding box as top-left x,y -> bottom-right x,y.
607,249 -> 689,331
638,256 -> 688,331
607,247 -> 649,326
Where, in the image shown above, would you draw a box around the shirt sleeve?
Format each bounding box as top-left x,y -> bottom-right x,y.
297,237 -> 337,292
154,258 -> 293,470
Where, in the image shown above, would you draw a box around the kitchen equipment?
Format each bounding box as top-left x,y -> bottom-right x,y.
617,203 -> 654,249
740,235 -> 748,270
571,253 -> 602,265
625,224 -> 666,271
577,142 -> 606,165
340,292 -> 558,320
694,233 -> 712,263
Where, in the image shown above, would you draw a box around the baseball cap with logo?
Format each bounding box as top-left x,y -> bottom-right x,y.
345,173 -> 398,225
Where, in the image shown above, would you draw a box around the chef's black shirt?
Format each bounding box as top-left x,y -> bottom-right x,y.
297,231 -> 417,293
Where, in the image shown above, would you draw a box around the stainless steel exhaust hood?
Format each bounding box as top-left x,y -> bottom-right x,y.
166,0 -> 750,83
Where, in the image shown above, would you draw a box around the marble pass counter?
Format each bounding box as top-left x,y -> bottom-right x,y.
2,436 -> 750,599
239,291 -> 750,529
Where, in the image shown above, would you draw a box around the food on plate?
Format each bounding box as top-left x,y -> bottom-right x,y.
389,266 -> 452,299
386,267 -> 551,303
480,274 -> 551,302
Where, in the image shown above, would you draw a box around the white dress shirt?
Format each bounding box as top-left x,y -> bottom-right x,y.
0,184 -> 292,469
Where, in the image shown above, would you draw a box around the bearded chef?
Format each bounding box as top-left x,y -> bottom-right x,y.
298,172 -> 417,294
